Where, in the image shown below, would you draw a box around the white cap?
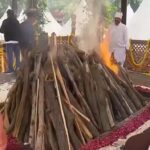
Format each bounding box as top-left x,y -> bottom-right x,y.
115,12 -> 123,19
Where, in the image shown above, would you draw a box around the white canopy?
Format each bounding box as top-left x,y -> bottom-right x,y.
128,0 -> 150,40
43,11 -> 63,36
60,18 -> 72,36
127,4 -> 134,25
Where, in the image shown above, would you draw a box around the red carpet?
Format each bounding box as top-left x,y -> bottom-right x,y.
81,106 -> 150,150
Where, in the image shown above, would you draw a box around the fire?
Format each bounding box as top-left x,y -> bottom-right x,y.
100,38 -> 119,74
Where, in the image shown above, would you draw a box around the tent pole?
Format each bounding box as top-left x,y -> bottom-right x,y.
121,0 -> 128,24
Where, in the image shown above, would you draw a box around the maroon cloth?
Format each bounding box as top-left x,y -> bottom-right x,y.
123,128 -> 150,150
81,107 -> 150,150
7,137 -> 24,150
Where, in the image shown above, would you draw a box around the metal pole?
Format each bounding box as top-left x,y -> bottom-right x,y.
121,0 -> 128,24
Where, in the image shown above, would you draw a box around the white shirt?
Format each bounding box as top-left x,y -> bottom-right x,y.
107,22 -> 129,65
4,41 -> 19,44
109,22 -> 129,52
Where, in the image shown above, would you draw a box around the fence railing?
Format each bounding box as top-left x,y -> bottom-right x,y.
1,39 -> 150,73
0,45 -> 7,72
125,39 -> 150,72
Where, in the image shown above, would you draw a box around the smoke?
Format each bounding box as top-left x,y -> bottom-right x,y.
76,0 -> 104,53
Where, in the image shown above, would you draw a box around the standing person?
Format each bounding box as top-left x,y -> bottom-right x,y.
0,9 -> 21,73
20,9 -> 37,59
107,12 -> 129,67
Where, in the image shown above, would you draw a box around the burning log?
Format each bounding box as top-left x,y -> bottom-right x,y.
1,34 -> 148,150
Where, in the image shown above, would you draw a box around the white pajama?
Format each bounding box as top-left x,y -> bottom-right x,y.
107,22 -> 129,66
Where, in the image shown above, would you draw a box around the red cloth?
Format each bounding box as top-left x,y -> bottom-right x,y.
0,114 -> 7,150
81,107 -> 150,150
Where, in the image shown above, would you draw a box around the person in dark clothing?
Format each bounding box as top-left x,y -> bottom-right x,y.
0,9 -> 21,73
20,9 -> 37,58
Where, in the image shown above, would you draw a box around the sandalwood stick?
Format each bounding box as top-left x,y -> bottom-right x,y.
50,55 -> 71,150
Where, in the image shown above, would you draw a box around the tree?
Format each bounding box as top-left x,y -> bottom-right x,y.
0,0 -> 27,17
48,0 -> 80,22
103,0 -> 118,26
103,0 -> 143,26
26,0 -> 38,9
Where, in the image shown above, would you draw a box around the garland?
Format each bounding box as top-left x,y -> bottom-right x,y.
129,40 -> 150,66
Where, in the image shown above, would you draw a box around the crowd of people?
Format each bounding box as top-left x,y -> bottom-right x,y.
0,9 -> 37,74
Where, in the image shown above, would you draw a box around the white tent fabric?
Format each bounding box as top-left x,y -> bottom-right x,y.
127,4 -> 134,25
128,0 -> 150,40
60,18 -> 72,36
43,11 -> 63,36
17,10 -> 71,36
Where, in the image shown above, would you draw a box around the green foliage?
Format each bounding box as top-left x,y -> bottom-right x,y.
38,0 -> 47,10
48,0 -> 80,22
104,0 -> 143,26
104,0 -> 117,26
0,0 -> 143,24
36,0 -> 48,24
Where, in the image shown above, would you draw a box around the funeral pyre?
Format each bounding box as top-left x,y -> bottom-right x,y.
1,34 -> 148,150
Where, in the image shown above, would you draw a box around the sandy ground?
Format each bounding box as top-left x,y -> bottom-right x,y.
0,81 -> 14,102
0,73 -> 16,84
127,71 -> 150,87
0,73 -> 15,103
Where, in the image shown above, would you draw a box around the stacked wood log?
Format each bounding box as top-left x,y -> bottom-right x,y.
1,34 -> 148,150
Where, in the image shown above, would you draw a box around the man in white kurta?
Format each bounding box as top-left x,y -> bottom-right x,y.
108,12 -> 129,67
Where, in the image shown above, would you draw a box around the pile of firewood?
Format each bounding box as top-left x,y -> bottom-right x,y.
1,34 -> 147,150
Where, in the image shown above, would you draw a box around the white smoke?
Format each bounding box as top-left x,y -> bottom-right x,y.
75,0 -> 103,53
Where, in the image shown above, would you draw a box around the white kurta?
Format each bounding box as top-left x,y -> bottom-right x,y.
108,22 -> 129,66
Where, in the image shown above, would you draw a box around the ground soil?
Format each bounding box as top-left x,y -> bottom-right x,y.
0,73 -> 16,84
127,71 -> 150,87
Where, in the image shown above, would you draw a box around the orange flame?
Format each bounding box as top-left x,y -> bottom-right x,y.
100,38 -> 119,74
